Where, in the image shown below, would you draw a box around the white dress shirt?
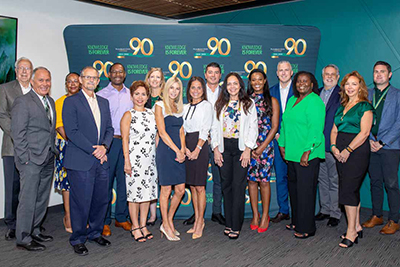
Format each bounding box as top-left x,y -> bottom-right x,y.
279,80 -> 292,113
82,89 -> 101,141
206,84 -> 220,108
183,100 -> 213,141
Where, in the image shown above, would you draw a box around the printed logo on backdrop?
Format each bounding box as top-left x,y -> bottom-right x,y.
271,38 -> 307,58
193,37 -> 231,58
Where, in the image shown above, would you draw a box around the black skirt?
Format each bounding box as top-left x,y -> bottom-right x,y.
336,132 -> 370,206
185,132 -> 210,186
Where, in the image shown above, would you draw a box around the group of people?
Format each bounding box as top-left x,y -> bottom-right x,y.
1,56 -> 399,255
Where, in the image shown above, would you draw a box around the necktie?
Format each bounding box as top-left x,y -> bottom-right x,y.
42,96 -> 52,125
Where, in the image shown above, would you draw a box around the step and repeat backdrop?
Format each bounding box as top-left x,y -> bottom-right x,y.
64,24 -> 321,219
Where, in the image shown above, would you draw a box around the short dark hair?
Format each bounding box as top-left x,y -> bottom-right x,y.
65,72 -> 79,81
186,76 -> 207,103
109,62 -> 126,73
129,80 -> 149,97
205,62 -> 221,73
374,61 -> 391,73
292,71 -> 319,98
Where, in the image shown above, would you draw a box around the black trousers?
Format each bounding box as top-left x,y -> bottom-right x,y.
220,138 -> 248,232
287,158 -> 320,234
369,149 -> 400,222
2,156 -> 20,230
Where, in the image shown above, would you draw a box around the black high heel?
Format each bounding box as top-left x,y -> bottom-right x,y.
146,218 -> 157,226
339,236 -> 358,248
340,230 -> 363,239
130,228 -> 146,242
140,226 -> 153,240
228,231 -> 240,239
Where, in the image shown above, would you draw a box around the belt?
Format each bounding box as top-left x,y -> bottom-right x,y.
113,135 -> 122,139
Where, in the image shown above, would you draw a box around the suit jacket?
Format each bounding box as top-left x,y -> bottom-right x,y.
319,85 -> 341,151
269,82 -> 294,132
368,85 -> 400,150
11,89 -> 57,165
0,80 -> 23,157
62,90 -> 114,171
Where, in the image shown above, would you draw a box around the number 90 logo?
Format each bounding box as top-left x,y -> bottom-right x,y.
129,37 -> 154,56
207,37 -> 231,56
244,60 -> 267,76
284,38 -> 307,56
168,61 -> 192,79
93,60 -> 113,78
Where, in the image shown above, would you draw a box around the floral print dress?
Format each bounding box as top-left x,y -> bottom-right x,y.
247,93 -> 274,182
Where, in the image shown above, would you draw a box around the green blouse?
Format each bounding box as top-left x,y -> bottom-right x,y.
334,101 -> 375,134
278,92 -> 326,162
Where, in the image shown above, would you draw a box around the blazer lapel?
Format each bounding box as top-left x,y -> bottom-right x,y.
379,86 -> 394,132
12,80 -> 23,98
325,85 -> 340,112
78,91 -> 98,137
29,90 -> 48,119
98,98 -> 106,142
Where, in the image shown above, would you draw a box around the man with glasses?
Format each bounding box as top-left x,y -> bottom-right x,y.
63,66 -> 114,255
0,57 -> 33,241
97,63 -> 133,237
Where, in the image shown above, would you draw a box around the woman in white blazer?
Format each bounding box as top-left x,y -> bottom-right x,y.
211,72 -> 258,239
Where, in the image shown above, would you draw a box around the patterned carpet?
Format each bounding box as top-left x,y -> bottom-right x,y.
0,206 -> 399,267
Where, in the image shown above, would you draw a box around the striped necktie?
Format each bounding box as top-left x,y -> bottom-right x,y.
42,96 -> 52,125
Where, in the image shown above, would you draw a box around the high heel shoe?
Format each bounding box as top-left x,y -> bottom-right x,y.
146,218 -> 157,226
257,216 -> 270,233
140,226 -> 153,240
340,230 -> 363,239
187,228 -> 195,234
250,215 -> 260,230
224,227 -> 232,236
130,228 -> 146,242
174,229 -> 180,236
160,224 -> 180,241
63,217 -> 73,234
228,231 -> 240,239
339,236 -> 358,248
192,223 -> 205,240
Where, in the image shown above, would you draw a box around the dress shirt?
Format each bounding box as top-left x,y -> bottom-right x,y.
183,100 -> 213,141
19,82 -> 31,95
206,84 -> 220,108
82,89 -> 101,141
32,89 -> 54,122
96,82 -> 133,135
320,85 -> 336,106
279,80 -> 292,113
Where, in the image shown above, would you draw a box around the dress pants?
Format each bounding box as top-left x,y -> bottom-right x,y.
3,156 -> 20,230
209,145 -> 223,214
104,138 -> 128,224
287,158 -> 320,234
317,152 -> 341,219
273,139 -> 290,214
68,160 -> 109,246
15,151 -> 54,244
369,149 -> 400,222
220,138 -> 248,231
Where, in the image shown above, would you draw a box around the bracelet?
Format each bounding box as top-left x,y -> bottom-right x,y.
330,144 -> 337,151
346,146 -> 354,153
197,145 -> 202,150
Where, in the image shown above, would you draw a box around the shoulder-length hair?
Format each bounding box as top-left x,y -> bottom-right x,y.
215,72 -> 252,120
145,67 -> 165,96
186,76 -> 207,103
129,80 -> 149,97
340,71 -> 369,106
292,71 -> 320,98
247,69 -> 272,116
162,76 -> 183,115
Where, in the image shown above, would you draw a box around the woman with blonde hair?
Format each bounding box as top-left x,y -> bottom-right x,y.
155,77 -> 186,241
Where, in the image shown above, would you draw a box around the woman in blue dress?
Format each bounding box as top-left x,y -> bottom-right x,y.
246,69 -> 279,233
155,77 -> 186,241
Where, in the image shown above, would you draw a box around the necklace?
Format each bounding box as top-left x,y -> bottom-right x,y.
340,100 -> 359,121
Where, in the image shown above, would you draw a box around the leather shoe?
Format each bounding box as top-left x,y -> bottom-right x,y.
5,229 -> 16,241
102,225 -> 111,237
315,212 -> 330,221
115,221 -> 132,231
17,240 -> 46,251
32,233 -> 53,242
73,243 -> 88,256
89,236 -> 111,246
362,215 -> 384,228
183,214 -> 195,225
379,220 -> 400,235
211,213 -> 226,225
327,217 -> 340,227
271,212 -> 290,223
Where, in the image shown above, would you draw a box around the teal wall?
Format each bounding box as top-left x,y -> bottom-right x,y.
182,0 -> 400,211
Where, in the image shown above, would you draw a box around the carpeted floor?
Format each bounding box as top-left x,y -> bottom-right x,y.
0,207 -> 399,267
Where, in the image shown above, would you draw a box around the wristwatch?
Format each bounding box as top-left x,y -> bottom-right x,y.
378,140 -> 386,147
102,143 -> 109,151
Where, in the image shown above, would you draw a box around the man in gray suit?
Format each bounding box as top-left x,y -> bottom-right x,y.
11,67 -> 57,251
0,57 -> 33,240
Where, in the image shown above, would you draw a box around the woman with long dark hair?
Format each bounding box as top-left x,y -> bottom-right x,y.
212,72 -> 258,239
246,69 -> 279,233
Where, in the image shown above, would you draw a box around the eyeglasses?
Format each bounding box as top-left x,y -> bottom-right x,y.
81,76 -> 99,81
16,67 -> 32,72
66,80 -> 79,84
110,70 -> 125,74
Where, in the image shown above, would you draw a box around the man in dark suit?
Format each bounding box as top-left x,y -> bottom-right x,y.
0,57 -> 33,241
63,66 -> 114,255
269,61 -> 293,223
363,61 -> 400,235
315,64 -> 342,227
11,67 -> 57,251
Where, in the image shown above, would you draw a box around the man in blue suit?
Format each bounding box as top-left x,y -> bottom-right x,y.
315,64 -> 342,227
363,61 -> 400,235
269,61 -> 293,223
63,66 -> 114,255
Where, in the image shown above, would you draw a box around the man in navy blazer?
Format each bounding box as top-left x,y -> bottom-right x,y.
269,61 -> 293,223
363,61 -> 400,235
63,66 -> 114,255
315,64 -> 342,227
